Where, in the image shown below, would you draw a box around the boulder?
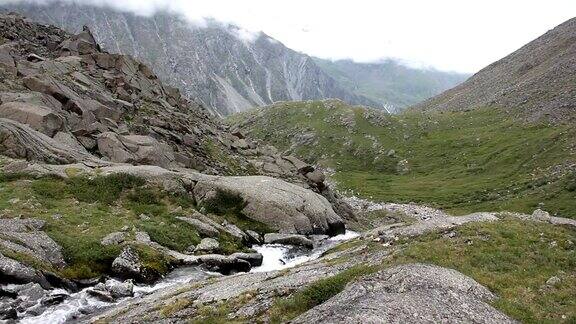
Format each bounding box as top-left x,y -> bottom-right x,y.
194,238 -> 220,253
101,232 -> 126,246
97,132 -> 175,168
0,218 -> 66,268
197,254 -> 251,274
176,217 -> 219,238
105,279 -> 134,298
0,253 -> 50,289
264,233 -> 314,248
0,102 -> 63,136
53,132 -> 88,153
283,155 -> 313,173
305,169 -> 326,184
293,264 -> 515,324
87,283 -> 114,303
193,176 -> 344,235
245,230 -> 262,244
230,252 -> 263,267
111,247 -> 141,280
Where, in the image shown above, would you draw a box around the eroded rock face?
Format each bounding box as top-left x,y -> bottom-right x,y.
293,264 -> 516,324
0,102 -> 63,136
193,176 -> 345,236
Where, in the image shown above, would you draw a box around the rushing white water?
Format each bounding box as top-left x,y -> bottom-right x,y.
251,230 -> 359,272
13,231 -> 358,323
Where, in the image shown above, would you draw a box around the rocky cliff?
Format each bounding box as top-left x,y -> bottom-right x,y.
411,17 -> 576,123
1,2 -> 382,116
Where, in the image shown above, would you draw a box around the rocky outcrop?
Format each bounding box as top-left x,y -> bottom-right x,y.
194,176 -> 345,235
293,264 -> 515,323
0,253 -> 51,289
0,101 -> 63,136
0,218 -> 66,268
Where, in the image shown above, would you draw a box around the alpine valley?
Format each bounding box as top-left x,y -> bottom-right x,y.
0,4 -> 573,324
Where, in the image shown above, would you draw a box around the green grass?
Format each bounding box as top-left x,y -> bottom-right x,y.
268,264 -> 378,322
201,189 -> 273,234
229,101 -> 576,218
0,172 -> 255,279
388,219 -> 576,323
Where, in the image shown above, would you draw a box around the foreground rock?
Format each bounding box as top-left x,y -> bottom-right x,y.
264,233 -> 314,248
293,264 -> 515,323
194,176 -> 345,235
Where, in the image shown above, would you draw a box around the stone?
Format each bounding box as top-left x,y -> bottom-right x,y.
97,132 -> 176,168
283,155 -> 312,173
293,264 -> 515,323
53,132 -> 88,153
230,252 -> 263,267
232,138 -> 249,150
264,233 -> 314,248
111,247 -> 142,280
176,217 -> 219,238
87,284 -> 114,303
245,230 -> 262,244
305,169 -> 326,184
0,253 -> 51,288
546,276 -> 561,286
101,232 -> 126,246
197,254 -> 251,274
194,238 -> 220,253
0,218 -> 66,268
0,102 -> 64,136
193,176 -> 344,236
41,293 -> 68,306
105,279 -> 134,298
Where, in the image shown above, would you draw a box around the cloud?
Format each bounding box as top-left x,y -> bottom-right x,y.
2,0 -> 575,73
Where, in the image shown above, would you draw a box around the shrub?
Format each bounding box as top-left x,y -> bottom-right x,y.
67,173 -> 145,204
31,177 -> 68,200
201,189 -> 272,233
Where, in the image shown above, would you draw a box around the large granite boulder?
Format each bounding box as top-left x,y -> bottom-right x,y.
293,264 -> 515,324
193,176 -> 344,236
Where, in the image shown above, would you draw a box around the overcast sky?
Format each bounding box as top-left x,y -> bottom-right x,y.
5,0 -> 576,73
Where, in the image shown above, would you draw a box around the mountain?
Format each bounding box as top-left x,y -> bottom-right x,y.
412,17 -> 576,122
313,58 -> 469,112
1,1 -> 383,116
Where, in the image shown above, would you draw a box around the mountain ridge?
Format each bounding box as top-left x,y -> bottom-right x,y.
0,1 -> 384,115
411,16 -> 576,123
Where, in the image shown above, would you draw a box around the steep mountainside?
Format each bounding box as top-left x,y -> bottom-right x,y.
1,2 -> 382,115
313,58 -> 469,112
229,100 -> 576,218
411,17 -> 576,122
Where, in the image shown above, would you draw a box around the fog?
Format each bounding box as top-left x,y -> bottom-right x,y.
2,0 -> 575,73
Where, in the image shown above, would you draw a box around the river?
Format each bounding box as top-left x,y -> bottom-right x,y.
14,231 -> 358,323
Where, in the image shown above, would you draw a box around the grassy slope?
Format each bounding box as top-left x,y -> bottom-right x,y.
0,169 -> 254,279
228,100 -> 576,218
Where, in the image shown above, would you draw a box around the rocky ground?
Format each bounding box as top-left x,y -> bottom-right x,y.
85,203 -> 575,323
